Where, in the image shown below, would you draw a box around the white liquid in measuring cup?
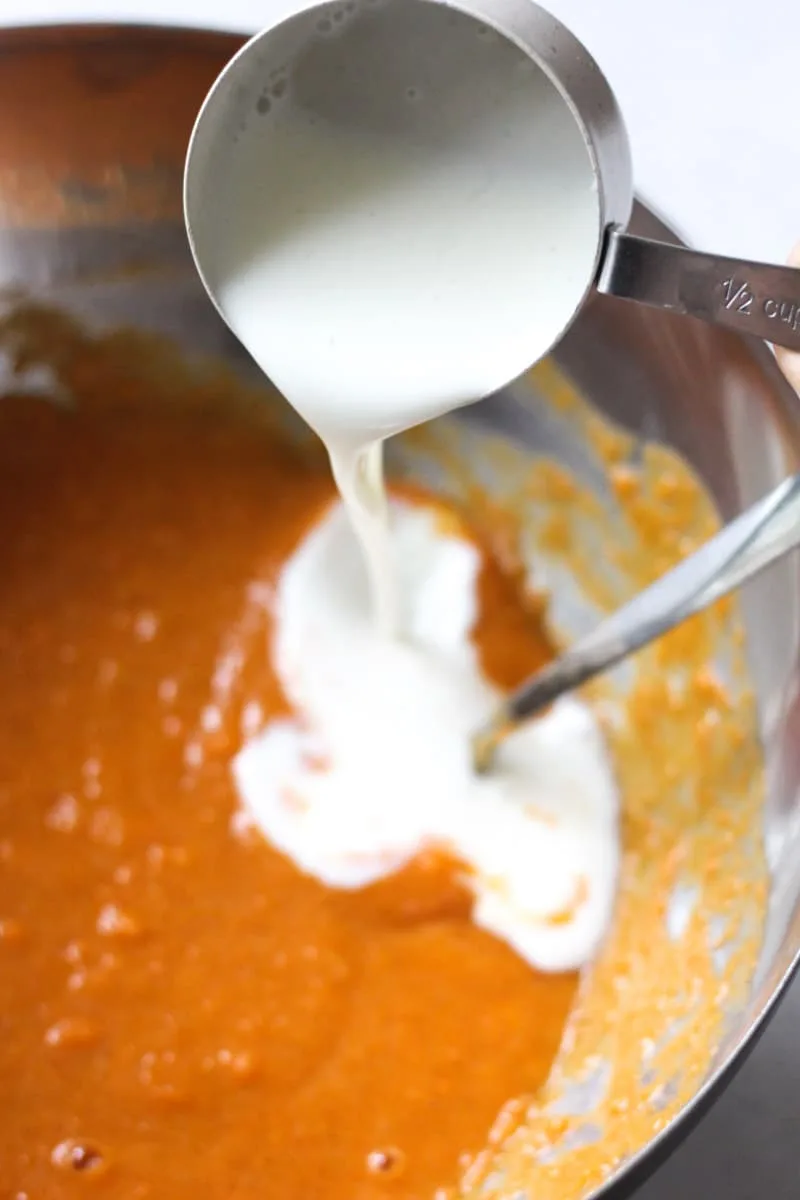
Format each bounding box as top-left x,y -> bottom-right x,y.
197,0 -> 618,970
199,0 -> 599,628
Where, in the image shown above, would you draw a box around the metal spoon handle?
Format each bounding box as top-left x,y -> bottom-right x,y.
473,473 -> 800,770
599,230 -> 800,352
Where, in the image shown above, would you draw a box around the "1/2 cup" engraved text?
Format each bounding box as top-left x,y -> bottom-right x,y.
720,277 -> 800,331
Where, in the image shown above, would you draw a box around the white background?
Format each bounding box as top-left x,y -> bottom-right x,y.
1,0 -> 798,266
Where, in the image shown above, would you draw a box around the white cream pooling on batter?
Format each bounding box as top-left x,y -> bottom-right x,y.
233,500 -> 619,973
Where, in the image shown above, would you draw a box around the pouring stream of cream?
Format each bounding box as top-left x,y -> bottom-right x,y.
200,0 -> 619,970
204,0 -> 599,630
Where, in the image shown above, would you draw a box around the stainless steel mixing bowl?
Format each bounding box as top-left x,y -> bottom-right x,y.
1,24 -> 799,1199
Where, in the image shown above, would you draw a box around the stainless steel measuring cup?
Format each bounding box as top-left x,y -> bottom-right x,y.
184,0 -> 800,370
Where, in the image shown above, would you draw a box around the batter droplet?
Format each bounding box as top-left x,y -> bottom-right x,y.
366,1146 -> 406,1180
51,1139 -> 105,1174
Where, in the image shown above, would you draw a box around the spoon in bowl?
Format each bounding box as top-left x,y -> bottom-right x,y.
472,470 -> 800,772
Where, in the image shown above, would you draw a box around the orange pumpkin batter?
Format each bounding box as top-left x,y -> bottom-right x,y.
0,384 -> 575,1199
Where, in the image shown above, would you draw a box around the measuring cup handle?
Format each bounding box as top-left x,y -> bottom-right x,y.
597,228 -> 800,352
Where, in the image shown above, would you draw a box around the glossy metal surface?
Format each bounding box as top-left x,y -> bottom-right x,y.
2,23 -> 800,1200
600,230 -> 800,352
474,470 -> 800,770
